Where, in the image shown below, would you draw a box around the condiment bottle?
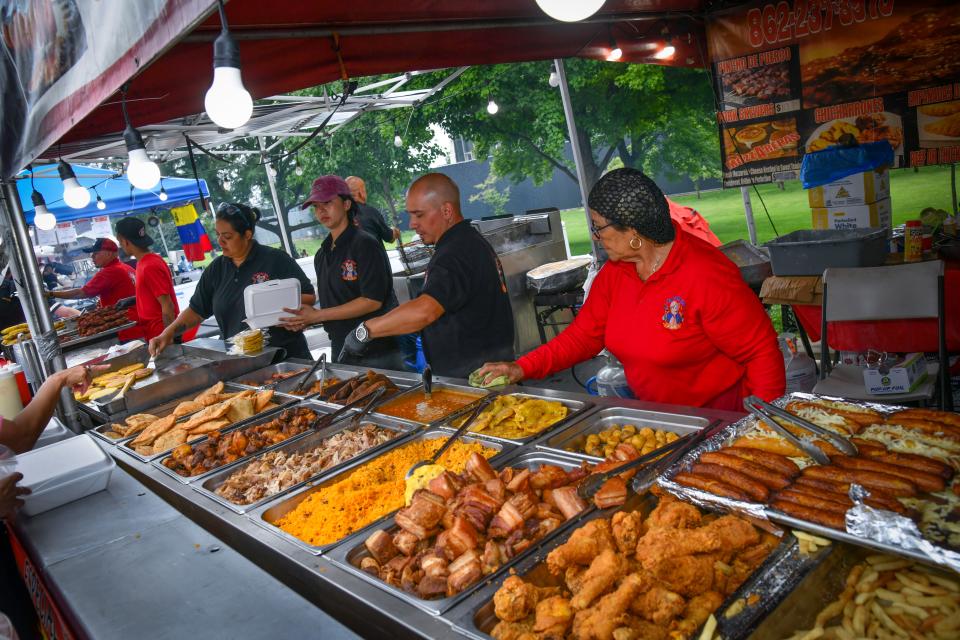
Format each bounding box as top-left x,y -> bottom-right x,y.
904,220 -> 923,262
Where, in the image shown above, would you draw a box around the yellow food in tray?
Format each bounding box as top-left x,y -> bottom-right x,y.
465,394 -> 568,440
575,424 -> 680,458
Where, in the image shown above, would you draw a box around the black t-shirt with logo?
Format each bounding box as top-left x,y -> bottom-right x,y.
420,220 -> 515,378
190,242 -> 315,359
314,224 -> 397,353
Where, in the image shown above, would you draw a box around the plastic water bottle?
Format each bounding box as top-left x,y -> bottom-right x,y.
779,333 -> 817,394
587,351 -> 634,398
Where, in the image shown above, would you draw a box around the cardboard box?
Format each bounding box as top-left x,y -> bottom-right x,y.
759,276 -> 823,305
811,197 -> 892,230
807,168 -> 890,208
862,352 -> 927,395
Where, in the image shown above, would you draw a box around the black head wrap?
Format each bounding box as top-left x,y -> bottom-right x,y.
587,168 -> 674,244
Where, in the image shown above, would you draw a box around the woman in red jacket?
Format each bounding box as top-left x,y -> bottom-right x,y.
477,168 -> 785,411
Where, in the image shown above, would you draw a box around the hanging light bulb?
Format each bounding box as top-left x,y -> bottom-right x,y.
606,30 -> 622,61
158,185 -> 168,201
486,99 -> 499,115
96,194 -> 106,210
294,155 -> 304,176
548,71 -> 560,87
122,97 -> 161,190
654,36 -> 676,60
204,0 -> 253,129
393,134 -> 403,148
31,190 -> 57,231
267,163 -> 277,178
535,0 -> 605,22
58,159 -> 91,209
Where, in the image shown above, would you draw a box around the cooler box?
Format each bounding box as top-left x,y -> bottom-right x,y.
807,168 -> 890,208
811,197 -> 892,230
15,435 -> 115,516
243,278 -> 301,329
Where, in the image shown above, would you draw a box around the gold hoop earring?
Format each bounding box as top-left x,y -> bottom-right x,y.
629,237 -> 642,250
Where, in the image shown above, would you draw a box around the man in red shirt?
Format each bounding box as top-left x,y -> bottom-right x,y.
114,218 -> 181,342
49,237 -> 140,340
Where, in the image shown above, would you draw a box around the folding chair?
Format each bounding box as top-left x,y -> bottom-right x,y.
814,260 -> 952,410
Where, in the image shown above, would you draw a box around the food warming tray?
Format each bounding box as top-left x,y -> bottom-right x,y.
326,449 -> 592,615
438,391 -> 594,447
539,406 -> 711,461
150,400 -> 333,484
229,361 -> 360,400
248,428 -> 516,556
194,413 -> 416,514
445,492 -> 829,640
372,382 -> 490,428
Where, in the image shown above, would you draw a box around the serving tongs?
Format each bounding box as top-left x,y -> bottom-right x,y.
309,385 -> 387,432
422,365 -> 432,400
577,432 -> 696,501
743,395 -> 857,465
406,392 -> 499,480
294,352 -> 326,394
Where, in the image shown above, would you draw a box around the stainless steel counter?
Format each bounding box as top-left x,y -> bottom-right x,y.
12,466 -> 360,640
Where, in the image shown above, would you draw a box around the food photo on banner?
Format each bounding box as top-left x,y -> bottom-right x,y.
706,0 -> 960,187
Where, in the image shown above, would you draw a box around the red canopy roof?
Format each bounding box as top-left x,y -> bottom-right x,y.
54,1 -> 706,150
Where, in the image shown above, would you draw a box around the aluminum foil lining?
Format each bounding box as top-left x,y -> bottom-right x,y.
847,485 -> 960,573
657,392 -> 960,570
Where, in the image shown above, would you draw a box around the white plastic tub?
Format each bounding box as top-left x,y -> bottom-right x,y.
15,434 -> 114,516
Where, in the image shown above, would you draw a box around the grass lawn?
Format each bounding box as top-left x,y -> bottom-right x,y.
560,165 -> 958,256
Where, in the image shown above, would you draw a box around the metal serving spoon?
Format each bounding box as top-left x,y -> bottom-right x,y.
405,393 -> 498,480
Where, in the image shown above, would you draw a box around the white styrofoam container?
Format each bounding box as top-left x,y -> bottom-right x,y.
243,278 -> 301,329
15,434 -> 114,516
34,417 -> 74,449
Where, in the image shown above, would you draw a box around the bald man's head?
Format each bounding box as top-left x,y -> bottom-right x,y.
345,176 -> 367,204
406,173 -> 464,244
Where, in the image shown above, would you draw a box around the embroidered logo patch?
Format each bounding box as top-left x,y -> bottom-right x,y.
661,296 -> 685,330
251,271 -> 270,284
341,259 -> 359,281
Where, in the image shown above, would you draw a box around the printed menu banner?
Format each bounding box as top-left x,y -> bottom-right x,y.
707,1 -> 960,187
55,221 -> 77,245
91,215 -> 113,237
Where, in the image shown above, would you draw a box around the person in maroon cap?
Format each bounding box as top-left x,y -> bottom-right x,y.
49,237 -> 140,339
280,175 -> 404,368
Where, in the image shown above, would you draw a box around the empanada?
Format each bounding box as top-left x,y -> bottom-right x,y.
925,112 -> 960,138
920,101 -> 960,117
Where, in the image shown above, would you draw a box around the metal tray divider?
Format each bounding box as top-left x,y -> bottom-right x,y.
434,392 -> 595,447
191,414 -> 417,514
246,428 -> 516,556
324,449 -> 600,616
149,400 -> 334,484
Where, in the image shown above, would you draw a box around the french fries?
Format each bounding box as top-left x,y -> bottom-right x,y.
794,529 -> 833,556
785,553 -> 960,640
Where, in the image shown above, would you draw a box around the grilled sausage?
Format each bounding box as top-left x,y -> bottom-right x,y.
690,463 -> 768,502
830,455 -> 945,493
699,451 -> 792,490
800,465 -> 917,497
791,476 -> 907,514
850,438 -> 954,480
770,499 -> 846,530
725,446 -> 801,477
774,489 -> 849,515
672,472 -> 751,502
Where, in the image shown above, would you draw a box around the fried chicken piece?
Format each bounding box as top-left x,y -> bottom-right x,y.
611,510 -> 644,555
571,549 -> 626,610
721,539 -> 777,596
649,553 -> 715,598
491,619 -> 536,640
675,591 -> 724,637
571,572 -> 649,640
546,519 -> 616,575
610,618 -> 668,640
565,565 -> 586,595
644,496 -> 702,530
493,575 -> 560,623
533,596 -> 574,638
635,515 -> 758,565
630,583 -> 685,625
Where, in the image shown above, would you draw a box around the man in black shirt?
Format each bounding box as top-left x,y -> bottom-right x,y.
346,176 -> 400,244
340,173 -> 514,378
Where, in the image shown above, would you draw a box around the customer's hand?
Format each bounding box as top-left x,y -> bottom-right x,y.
0,473 -> 29,519
278,305 -> 321,333
149,331 -> 173,357
475,362 -> 524,386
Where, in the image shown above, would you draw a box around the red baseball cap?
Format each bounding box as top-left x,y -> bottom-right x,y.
82,238 -> 118,253
301,175 -> 351,207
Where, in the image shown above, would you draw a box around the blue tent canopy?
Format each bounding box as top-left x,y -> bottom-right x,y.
16,164 -> 209,225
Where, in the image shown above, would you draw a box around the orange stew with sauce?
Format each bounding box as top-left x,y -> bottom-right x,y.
377,389 -> 482,423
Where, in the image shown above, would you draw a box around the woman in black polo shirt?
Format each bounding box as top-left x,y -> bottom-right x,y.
279,175 -> 403,369
148,202 -> 316,360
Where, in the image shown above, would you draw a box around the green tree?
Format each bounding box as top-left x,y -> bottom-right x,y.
416,60 -> 718,192
469,168 -> 511,215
